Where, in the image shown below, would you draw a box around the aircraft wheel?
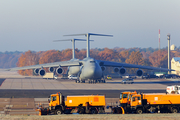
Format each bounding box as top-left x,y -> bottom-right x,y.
95,80 -> 97,83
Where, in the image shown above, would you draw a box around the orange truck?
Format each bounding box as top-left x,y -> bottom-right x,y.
109,91 -> 137,114
39,92 -> 106,115
120,91 -> 137,106
130,93 -> 180,114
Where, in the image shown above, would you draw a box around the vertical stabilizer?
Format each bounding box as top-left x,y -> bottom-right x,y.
64,33 -> 113,58
53,39 -> 93,59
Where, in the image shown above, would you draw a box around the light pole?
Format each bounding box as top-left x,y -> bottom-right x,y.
167,34 -> 171,74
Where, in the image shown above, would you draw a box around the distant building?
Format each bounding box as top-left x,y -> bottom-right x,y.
171,44 -> 176,51
171,57 -> 180,75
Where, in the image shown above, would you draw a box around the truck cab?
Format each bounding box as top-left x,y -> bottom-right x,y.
49,92 -> 65,114
120,91 -> 137,105
119,91 -> 137,113
130,94 -> 146,114
131,94 -> 142,107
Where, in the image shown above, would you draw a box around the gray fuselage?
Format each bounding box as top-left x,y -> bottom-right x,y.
68,58 -> 102,80
79,58 -> 102,80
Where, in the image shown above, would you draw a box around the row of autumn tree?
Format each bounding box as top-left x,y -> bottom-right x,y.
16,47 -> 180,76
0,51 -> 22,68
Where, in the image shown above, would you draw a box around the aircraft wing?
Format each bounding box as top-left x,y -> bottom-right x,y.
97,60 -> 174,71
7,61 -> 81,71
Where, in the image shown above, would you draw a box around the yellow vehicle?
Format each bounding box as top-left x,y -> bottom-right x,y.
120,91 -> 137,106
107,75 -> 112,80
110,91 -> 137,114
130,93 -> 180,114
39,92 -> 106,115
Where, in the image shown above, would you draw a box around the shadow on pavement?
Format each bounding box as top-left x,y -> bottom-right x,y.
0,79 -> 5,86
106,80 -> 180,85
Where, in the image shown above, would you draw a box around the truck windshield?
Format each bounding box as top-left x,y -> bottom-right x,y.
120,93 -> 128,99
132,97 -> 135,102
120,93 -> 122,99
123,94 -> 127,98
51,96 -> 56,101
48,96 -> 51,103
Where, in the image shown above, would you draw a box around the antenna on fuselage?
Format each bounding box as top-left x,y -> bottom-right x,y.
53,39 -> 94,59
64,33 -> 113,58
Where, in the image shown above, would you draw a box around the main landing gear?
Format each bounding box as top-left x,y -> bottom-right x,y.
88,79 -> 106,84
75,79 -> 106,84
75,79 -> 85,83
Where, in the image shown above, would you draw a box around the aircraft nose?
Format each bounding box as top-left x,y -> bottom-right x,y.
88,66 -> 102,78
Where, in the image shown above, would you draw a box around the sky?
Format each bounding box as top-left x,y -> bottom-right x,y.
0,0 -> 180,52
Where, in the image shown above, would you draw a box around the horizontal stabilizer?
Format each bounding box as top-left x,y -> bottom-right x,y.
64,33 -> 113,37
53,39 -> 94,42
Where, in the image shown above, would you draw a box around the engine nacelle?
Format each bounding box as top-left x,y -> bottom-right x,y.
114,67 -> 119,73
56,67 -> 64,75
49,67 -> 54,73
101,66 -> 106,71
119,67 -> 126,75
136,69 -> 143,76
39,69 -> 46,76
34,68 -> 39,75
99,62 -> 104,66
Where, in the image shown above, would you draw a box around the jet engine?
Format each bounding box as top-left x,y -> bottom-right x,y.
114,67 -> 119,73
101,66 -> 106,71
49,67 -> 54,73
56,67 -> 64,75
119,67 -> 126,75
99,62 -> 104,66
39,69 -> 46,76
34,68 -> 39,75
136,69 -> 143,76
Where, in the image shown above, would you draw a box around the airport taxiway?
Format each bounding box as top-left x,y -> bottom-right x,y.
1,78 -> 179,90
1,71 -> 180,98
0,77 -> 180,98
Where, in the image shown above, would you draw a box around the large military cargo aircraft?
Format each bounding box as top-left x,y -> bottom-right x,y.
7,33 -> 173,83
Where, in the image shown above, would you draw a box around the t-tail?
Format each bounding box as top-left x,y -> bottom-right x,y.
64,33 -> 113,58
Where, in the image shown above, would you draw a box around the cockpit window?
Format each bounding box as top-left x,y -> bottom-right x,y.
90,61 -> 95,63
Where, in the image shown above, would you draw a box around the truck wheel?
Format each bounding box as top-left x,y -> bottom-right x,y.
136,108 -> 143,114
56,109 -> 62,115
91,109 -> 98,114
78,107 -> 84,114
172,108 -> 178,113
98,107 -> 105,114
